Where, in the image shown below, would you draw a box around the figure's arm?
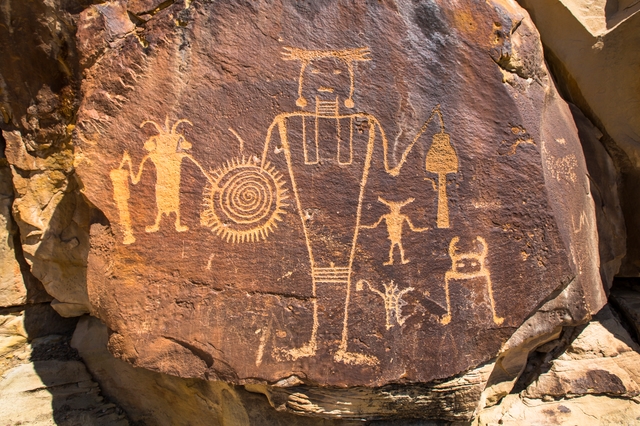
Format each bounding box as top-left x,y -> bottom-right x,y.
405,217 -> 429,233
119,152 -> 133,171
360,215 -> 385,229
360,280 -> 385,300
118,151 -> 149,185
182,153 -> 214,184
373,115 -> 419,176
371,117 -> 399,177
379,105 -> 445,177
130,154 -> 151,184
261,116 -> 285,168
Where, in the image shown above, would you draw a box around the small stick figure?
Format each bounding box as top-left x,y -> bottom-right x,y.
356,279 -> 415,330
361,197 -> 429,265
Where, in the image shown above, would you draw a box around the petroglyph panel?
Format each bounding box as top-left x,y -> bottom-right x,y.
75,0 -> 597,387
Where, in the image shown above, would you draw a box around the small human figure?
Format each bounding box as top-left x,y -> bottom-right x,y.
360,197 -> 429,265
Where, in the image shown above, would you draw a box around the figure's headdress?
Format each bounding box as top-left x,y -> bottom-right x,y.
282,46 -> 371,108
448,236 -> 488,264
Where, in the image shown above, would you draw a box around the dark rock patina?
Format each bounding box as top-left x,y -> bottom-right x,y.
73,0 -> 603,393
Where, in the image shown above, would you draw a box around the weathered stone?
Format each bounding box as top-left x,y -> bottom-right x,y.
251,362 -> 494,421
475,394 -> 640,425
0,162 -> 26,307
610,280 -> 640,341
475,304 -> 640,425
516,0 -> 640,276
1,300 -> 128,426
73,0 -> 604,401
0,304 -> 78,358
570,104 -> 625,289
0,0 -> 78,135
523,305 -> 640,399
72,315 -> 362,425
0,311 -> 28,358
0,0 -> 93,318
0,359 -> 129,425
0,157 -> 53,309
1,0 -> 621,423
74,315 -> 497,422
4,130 -> 91,317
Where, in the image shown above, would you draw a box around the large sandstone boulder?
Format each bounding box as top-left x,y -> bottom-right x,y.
72,0 -> 604,404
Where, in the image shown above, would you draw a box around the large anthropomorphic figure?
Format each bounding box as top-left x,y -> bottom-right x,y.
262,47 -> 405,365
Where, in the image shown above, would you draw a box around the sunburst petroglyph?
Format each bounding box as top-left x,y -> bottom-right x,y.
201,157 -> 288,243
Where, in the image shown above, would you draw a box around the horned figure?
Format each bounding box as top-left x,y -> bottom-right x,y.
360,197 -> 429,265
441,236 -> 504,326
110,117 -> 210,244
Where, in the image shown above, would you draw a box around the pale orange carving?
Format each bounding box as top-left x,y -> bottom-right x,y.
441,236 -> 503,326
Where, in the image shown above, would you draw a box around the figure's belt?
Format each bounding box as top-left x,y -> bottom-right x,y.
313,267 -> 350,283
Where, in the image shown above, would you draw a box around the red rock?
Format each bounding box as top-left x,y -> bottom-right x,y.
73,0 -> 604,392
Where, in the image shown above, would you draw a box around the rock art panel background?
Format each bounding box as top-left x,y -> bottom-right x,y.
73,0 -> 601,386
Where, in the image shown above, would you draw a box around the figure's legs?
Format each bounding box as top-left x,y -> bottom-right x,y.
399,242 -> 410,265
273,302 -> 318,361
334,276 -> 379,366
384,243 -> 396,265
145,211 -> 163,233
273,281 -> 318,361
293,296 -> 318,357
123,230 -> 136,245
484,273 -> 504,325
440,273 -> 452,325
174,210 -> 189,232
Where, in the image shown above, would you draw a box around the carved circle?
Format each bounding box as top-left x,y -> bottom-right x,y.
201,158 -> 287,243
221,167 -> 274,224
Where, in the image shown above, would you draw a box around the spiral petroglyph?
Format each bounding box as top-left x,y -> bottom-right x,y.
201,157 -> 288,243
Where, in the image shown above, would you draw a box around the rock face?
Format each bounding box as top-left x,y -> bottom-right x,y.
71,315 -> 373,426
516,0 -> 640,277
0,0 -> 93,318
0,334 -> 129,426
72,0 -> 604,394
522,305 -> 640,400
475,305 -> 640,425
570,104 -> 625,289
0,163 -> 26,308
6,0 -> 635,424
610,279 -> 640,341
